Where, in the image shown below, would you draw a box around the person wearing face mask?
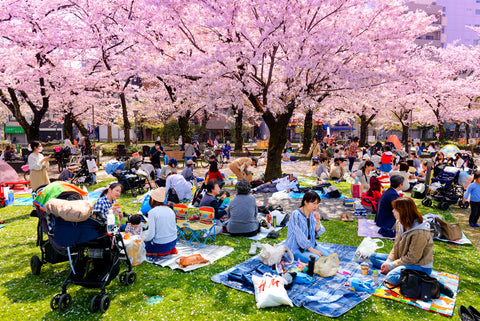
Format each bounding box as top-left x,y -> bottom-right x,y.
28,141 -> 51,190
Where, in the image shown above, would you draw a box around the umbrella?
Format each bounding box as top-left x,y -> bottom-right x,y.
438,144 -> 461,159
386,135 -> 402,150
0,160 -> 20,183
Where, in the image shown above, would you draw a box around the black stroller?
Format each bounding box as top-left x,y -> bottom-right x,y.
422,165 -> 469,210
30,182 -> 136,313
105,159 -> 147,197
71,156 -> 97,186
115,144 -> 128,161
53,147 -> 71,173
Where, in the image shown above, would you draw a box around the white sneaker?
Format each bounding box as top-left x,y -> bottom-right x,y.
248,242 -> 259,255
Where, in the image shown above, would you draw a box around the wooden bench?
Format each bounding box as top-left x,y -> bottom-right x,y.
164,150 -> 185,162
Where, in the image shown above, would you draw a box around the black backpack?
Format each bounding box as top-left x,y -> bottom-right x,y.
398,269 -> 440,302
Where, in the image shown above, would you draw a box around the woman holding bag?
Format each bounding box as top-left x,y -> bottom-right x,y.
285,191 -> 331,263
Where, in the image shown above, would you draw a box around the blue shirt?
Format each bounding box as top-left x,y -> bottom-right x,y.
464,182 -> 480,202
285,208 -> 325,255
93,195 -> 113,217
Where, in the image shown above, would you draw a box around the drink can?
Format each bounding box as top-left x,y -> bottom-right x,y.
360,262 -> 369,275
266,214 -> 273,224
272,216 -> 277,228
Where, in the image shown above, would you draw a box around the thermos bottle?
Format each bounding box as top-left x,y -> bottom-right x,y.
307,255 -> 315,276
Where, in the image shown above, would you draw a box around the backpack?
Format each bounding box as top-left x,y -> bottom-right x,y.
398,269 -> 440,302
325,185 -> 341,198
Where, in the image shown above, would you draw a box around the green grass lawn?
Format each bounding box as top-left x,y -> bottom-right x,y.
0,181 -> 478,320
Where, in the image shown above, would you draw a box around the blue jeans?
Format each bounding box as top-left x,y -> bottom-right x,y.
184,156 -> 193,164
370,252 -> 433,286
295,245 -> 332,263
145,239 -> 177,255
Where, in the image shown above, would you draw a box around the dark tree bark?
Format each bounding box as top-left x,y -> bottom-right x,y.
301,109 -> 313,154
198,110 -> 209,143
234,107 -> 244,152
438,123 -> 445,141
64,112 -> 74,140
0,82 -> 49,142
178,110 -> 191,146
465,123 -> 470,141
119,91 -> 131,146
452,123 -> 460,141
358,114 -> 376,147
73,117 -> 89,137
401,123 -> 409,152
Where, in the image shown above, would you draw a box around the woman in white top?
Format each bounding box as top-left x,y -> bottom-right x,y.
28,141 -> 51,190
144,188 -> 178,255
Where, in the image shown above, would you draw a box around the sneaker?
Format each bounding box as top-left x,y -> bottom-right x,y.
248,242 -> 259,255
468,306 -> 480,321
474,224 -> 480,228
189,214 -> 200,221
459,305 -> 475,321
470,223 -> 476,227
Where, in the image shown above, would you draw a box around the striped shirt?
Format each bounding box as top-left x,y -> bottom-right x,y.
285,208 -> 326,255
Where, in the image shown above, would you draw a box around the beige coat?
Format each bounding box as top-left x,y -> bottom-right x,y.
28,152 -> 50,190
306,143 -> 321,158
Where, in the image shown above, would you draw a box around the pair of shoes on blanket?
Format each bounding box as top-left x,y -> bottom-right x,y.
248,242 -> 260,255
340,213 -> 353,222
459,305 -> 480,321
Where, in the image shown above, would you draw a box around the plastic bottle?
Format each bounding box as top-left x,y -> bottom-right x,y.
371,270 -> 379,286
107,208 -> 116,234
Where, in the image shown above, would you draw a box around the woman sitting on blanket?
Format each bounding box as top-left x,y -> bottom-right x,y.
369,197 -> 452,296
143,187 -> 178,256
225,179 -> 260,237
93,183 -> 123,219
285,191 -> 331,263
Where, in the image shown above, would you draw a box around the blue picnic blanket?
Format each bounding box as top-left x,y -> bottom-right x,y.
211,242 -> 385,318
289,190 -> 346,200
14,191 -> 102,207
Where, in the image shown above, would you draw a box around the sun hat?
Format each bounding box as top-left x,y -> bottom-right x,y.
186,159 -> 194,166
292,172 -> 298,179
150,188 -> 166,203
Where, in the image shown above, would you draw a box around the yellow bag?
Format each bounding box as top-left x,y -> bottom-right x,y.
314,253 -> 339,277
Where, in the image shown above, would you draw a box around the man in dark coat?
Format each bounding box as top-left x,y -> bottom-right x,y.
375,175 -> 404,237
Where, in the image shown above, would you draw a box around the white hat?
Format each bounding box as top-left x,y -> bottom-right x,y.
150,188 -> 166,203
362,154 -> 370,160
227,141 -> 230,144
292,172 -> 298,178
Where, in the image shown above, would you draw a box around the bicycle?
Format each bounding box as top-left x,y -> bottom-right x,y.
201,147 -> 224,169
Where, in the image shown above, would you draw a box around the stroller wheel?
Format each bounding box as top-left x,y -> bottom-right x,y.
58,293 -> 72,311
119,271 -> 128,285
422,198 -> 432,207
99,295 -> 110,313
90,295 -> 101,313
50,293 -> 62,310
126,271 -> 137,285
438,202 -> 450,211
30,255 -> 42,275
131,189 -> 137,197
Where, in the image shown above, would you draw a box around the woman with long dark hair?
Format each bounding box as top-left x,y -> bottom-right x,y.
93,183 -> 123,218
28,141 -> 51,189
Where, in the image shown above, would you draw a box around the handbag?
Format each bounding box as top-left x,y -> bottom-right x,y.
354,237 -> 384,262
258,244 -> 294,266
397,269 -> 440,302
314,253 -> 339,277
435,217 -> 462,241
175,254 -> 209,267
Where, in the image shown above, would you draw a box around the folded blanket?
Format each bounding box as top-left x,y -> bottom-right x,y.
44,199 -> 93,222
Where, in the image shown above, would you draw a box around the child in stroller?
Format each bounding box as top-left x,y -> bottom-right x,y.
105,158 -> 148,197
71,156 -> 97,186
422,165 -> 470,210
30,182 -> 136,313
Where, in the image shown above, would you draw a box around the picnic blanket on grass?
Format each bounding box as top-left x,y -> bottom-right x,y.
373,271 -> 459,317
289,190 -> 346,200
14,190 -> 102,207
211,242 -> 386,318
224,227 -> 283,241
146,240 -> 234,272
358,219 -> 472,244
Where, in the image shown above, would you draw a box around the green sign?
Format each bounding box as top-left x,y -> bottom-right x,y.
4,126 -> 25,134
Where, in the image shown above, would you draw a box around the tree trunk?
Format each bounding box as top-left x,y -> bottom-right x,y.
178,111 -> 191,146
466,123 -> 470,141
198,110 -> 209,143
301,109 -> 313,154
359,115 -> 369,147
438,123 -> 445,141
64,112 -> 74,140
107,124 -> 113,143
452,123 -> 460,141
119,92 -> 131,147
401,123 -> 409,152
234,108 -> 244,152
73,118 -> 89,137
263,104 -> 295,181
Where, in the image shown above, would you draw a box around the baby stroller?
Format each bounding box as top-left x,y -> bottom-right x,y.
460,153 -> 477,171
422,165 -> 469,211
105,159 -> 147,197
115,144 -> 128,161
71,156 -> 97,186
53,147 -> 71,173
30,182 -> 136,313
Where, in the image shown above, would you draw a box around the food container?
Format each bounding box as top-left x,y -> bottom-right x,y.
360,262 -> 369,276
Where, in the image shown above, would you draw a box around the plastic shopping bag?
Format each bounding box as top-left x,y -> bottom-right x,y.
124,235 -> 146,266
252,273 -> 293,309
354,237 -> 384,262
314,253 -> 339,277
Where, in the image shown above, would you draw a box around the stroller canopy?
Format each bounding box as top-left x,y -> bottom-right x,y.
386,135 -> 402,150
34,181 -> 88,208
438,144 -> 461,159
105,160 -> 125,175
0,160 -> 20,183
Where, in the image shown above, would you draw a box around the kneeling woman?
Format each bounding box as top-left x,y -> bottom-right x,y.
370,197 -> 432,285
285,191 -> 331,263
144,187 -> 177,255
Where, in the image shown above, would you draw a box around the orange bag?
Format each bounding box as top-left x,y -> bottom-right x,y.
176,254 -> 209,267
